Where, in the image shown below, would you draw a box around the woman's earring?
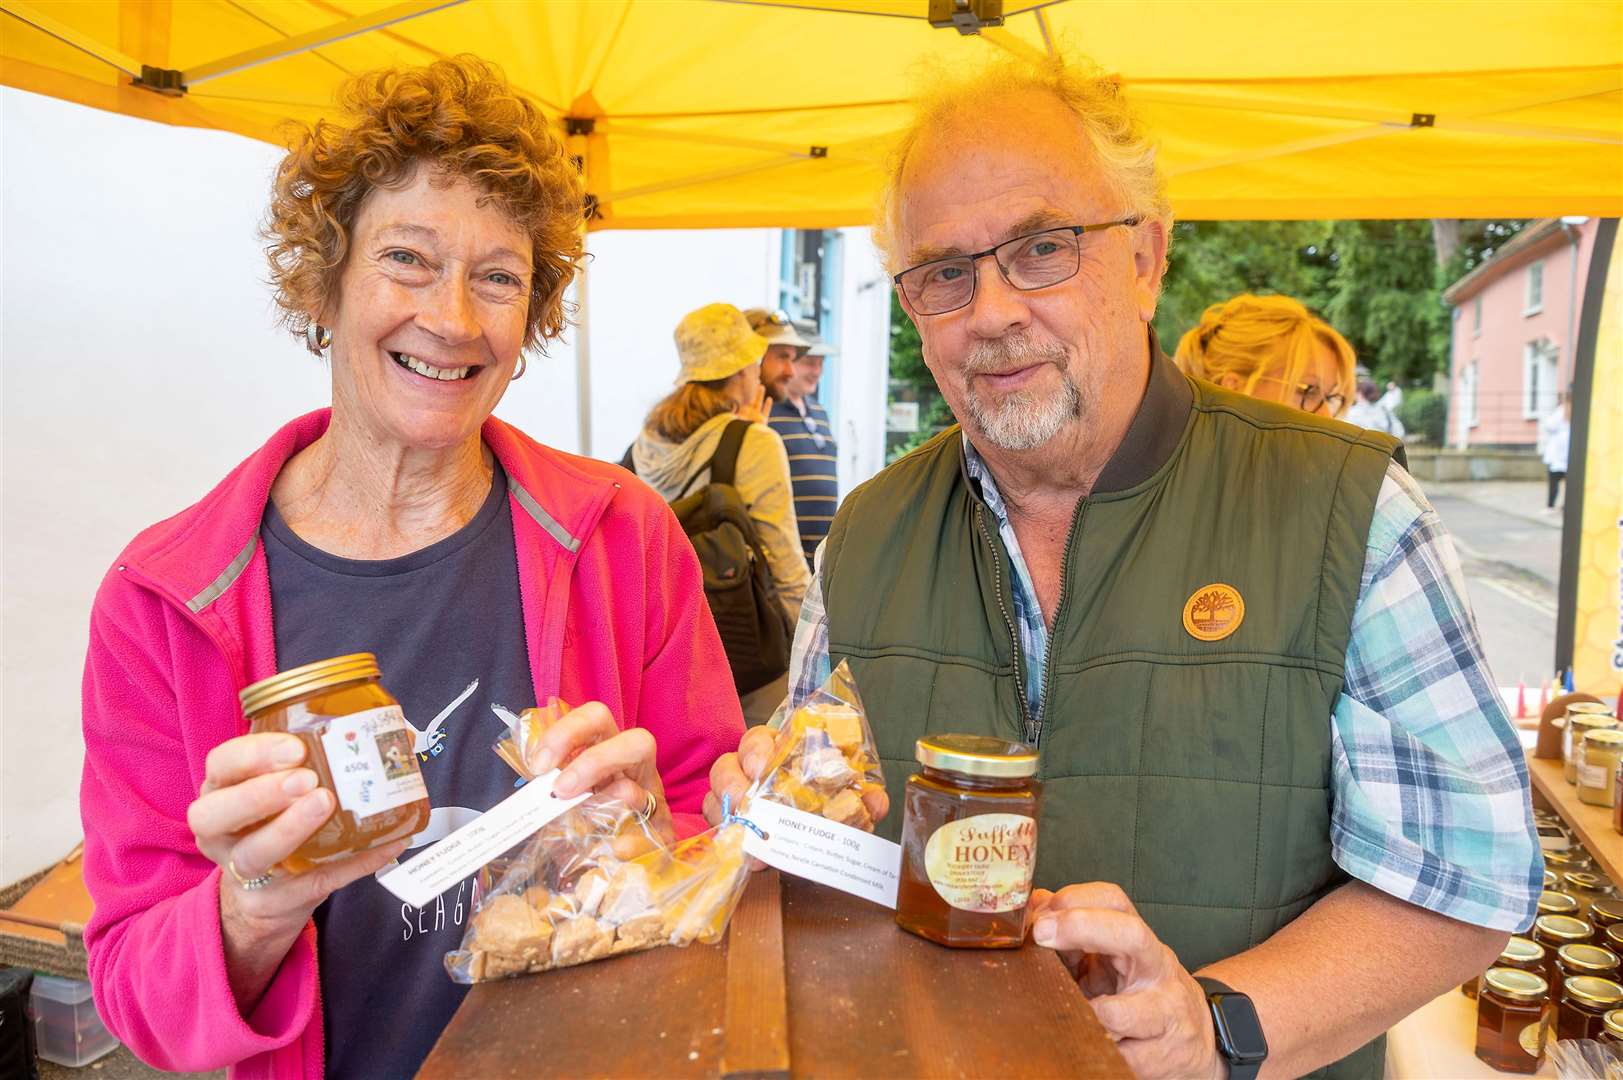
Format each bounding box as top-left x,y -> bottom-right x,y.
304,324 -> 332,356
511,354 -> 527,381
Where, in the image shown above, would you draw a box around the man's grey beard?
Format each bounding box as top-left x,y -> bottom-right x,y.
961,333 -> 1085,451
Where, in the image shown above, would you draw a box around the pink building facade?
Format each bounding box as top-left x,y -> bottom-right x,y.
1443,218 -> 1601,450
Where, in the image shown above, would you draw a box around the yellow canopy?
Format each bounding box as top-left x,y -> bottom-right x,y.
3,0 -> 1620,228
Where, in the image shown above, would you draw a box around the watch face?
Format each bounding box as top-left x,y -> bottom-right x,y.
1211,993 -> 1268,1063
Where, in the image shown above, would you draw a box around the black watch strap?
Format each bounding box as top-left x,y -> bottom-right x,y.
1196,977 -> 1266,1080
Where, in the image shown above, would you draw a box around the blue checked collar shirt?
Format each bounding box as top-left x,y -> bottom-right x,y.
787,437 -> 1542,933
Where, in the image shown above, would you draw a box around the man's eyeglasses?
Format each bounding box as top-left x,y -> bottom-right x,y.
893,218 -> 1140,316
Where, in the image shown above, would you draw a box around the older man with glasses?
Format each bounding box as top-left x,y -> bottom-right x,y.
711,57 -> 1539,1080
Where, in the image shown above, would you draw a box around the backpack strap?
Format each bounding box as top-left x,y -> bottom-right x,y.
619,444 -> 637,476
710,419 -> 751,488
673,418 -> 753,499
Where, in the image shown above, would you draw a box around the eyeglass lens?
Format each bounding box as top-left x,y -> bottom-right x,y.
901,228 -> 1082,315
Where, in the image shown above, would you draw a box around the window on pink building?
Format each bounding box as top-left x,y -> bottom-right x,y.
1525,261 -> 1544,315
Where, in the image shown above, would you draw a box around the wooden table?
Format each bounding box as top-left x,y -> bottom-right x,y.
1526,752 -> 1623,885
418,871 -> 1129,1078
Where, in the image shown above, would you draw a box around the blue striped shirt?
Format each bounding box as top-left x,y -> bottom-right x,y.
768,397 -> 839,565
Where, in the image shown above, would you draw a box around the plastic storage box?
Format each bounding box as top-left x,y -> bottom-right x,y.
29,973 -> 118,1066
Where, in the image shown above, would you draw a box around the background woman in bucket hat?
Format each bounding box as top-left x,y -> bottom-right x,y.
630,303 -> 812,721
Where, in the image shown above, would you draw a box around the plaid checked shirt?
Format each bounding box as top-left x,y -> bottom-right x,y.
787,443 -> 1542,933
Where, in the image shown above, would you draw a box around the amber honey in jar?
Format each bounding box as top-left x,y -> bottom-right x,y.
1566,710 -> 1619,784
1592,898 -> 1623,931
1604,1008 -> 1623,1046
241,653 -> 430,873
1581,729 -> 1623,807
1557,975 -> 1623,1042
1556,943 -> 1620,1014
1535,915 -> 1595,993
1475,967 -> 1548,1072
896,734 -> 1040,949
1464,936 -> 1546,999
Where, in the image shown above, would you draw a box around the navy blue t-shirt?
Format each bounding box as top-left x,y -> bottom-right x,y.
263,466 -> 534,1079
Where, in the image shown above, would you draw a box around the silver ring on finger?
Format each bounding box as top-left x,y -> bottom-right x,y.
228,858 -> 274,891
633,789 -> 658,825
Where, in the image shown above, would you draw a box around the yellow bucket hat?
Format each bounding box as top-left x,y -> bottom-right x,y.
673,303 -> 769,385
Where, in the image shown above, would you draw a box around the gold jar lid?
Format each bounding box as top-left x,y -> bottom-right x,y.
1541,891 -> 1581,915
1607,923 -> 1623,952
1544,870 -> 1560,890
915,734 -> 1038,778
240,653 -> 381,717
1558,943 -> 1620,973
1585,729 -> 1623,751
1545,849 -> 1593,869
1593,899 -> 1623,923
1564,975 -> 1623,1009
1568,702 -> 1619,721
1571,714 -> 1620,735
1483,967 -> 1548,1003
1501,936 -> 1545,965
1607,1009 -> 1623,1040
1537,914 -> 1594,942
1566,872 -> 1612,894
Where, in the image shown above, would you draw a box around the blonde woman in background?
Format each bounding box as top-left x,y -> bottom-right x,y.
1174,293 -> 1356,419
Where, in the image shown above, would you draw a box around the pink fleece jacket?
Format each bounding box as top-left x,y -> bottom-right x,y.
79,410 -> 745,1078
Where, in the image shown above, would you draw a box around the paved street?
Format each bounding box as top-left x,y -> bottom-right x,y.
1419,480 -> 1564,691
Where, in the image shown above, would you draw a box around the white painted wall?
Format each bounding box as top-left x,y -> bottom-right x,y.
0,88 -> 890,881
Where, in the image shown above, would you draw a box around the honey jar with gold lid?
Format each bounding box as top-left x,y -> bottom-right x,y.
1581,729 -> 1623,807
1591,898 -> 1623,930
1464,936 -> 1546,999
1539,891 -> 1580,918
1475,967 -> 1548,1073
1536,915 -> 1595,993
1557,975 -> 1623,1042
1564,872 -> 1614,918
1556,943 -> 1620,990
1567,710 -> 1619,784
896,734 -> 1040,949
1604,1008 -> 1623,1046
1544,848 -> 1594,874
241,653 -> 430,873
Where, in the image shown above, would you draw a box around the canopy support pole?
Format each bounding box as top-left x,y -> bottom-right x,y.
180,0 -> 468,87
0,1 -> 141,76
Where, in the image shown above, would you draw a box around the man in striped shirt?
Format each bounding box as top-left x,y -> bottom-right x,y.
767,327 -> 840,566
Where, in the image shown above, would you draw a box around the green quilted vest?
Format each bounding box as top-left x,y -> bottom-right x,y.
823,346 -> 1401,1079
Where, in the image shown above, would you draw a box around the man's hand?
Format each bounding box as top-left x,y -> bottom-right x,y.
1030,883 -> 1222,1080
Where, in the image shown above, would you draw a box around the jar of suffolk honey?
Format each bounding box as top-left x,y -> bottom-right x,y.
896,734 -> 1040,949
1557,975 -> 1623,1042
1566,711 -> 1619,784
241,653 -> 430,873
1535,915 -> 1595,994
1475,967 -> 1548,1073
1592,898 -> 1623,931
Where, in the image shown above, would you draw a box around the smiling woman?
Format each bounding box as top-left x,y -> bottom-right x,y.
78,56 -> 745,1080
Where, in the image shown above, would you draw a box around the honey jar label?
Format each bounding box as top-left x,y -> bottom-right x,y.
923,813 -> 1036,913
320,705 -> 429,821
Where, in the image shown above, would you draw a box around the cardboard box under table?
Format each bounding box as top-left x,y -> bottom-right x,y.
418,870 -> 1126,1079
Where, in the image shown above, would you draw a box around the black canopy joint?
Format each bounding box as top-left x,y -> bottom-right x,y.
133,65 -> 186,97
1410,113 -> 1436,128
564,117 -> 596,137
809,146 -> 829,158
928,0 -> 1003,35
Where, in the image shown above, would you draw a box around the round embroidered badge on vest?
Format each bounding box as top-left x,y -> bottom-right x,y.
1182,583 -> 1245,642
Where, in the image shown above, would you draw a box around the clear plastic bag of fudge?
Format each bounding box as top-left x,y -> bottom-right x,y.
445,793 -> 753,983
748,659 -> 886,831
490,696 -> 571,781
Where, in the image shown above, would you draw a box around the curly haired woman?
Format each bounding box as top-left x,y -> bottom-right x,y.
1173,293 -> 1357,419
79,57 -> 743,1078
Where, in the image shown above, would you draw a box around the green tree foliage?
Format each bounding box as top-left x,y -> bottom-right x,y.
1396,389 -> 1449,446
1321,220 -> 1448,385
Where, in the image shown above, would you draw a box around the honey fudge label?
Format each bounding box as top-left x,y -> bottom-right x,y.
321,705 -> 429,821
924,813 -> 1036,913
741,800 -> 902,909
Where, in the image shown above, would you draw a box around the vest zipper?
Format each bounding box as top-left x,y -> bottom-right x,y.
974,504 -> 1032,741
1032,499 -> 1088,748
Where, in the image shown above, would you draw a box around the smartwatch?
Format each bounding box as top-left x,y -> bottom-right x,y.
1196,977 -> 1268,1080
